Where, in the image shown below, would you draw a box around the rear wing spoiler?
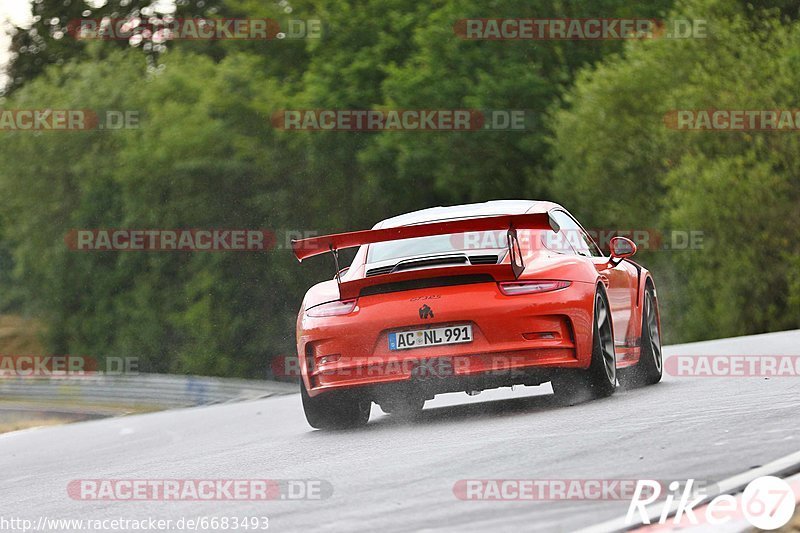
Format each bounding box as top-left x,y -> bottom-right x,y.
292,212 -> 560,298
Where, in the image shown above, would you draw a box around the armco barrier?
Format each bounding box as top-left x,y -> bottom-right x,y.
0,374 -> 296,409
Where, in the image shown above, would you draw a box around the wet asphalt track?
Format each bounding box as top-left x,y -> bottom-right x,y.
2,330 -> 799,532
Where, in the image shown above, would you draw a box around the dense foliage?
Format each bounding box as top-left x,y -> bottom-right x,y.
0,0 -> 796,377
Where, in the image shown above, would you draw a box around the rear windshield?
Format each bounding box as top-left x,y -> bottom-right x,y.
367,230 -> 509,263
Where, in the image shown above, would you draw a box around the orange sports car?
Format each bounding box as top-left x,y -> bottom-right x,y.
292,200 -> 662,429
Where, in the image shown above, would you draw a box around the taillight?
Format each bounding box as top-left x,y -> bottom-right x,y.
306,299 -> 358,317
498,280 -> 571,295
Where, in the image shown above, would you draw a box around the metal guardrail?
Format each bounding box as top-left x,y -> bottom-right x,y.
0,374 -> 297,409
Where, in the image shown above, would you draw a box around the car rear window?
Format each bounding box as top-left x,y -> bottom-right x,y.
367,231 -> 509,263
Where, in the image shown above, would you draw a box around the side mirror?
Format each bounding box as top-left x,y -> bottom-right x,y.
609,236 -> 637,260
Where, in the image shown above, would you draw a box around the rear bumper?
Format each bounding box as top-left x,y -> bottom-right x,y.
298,280 -> 596,398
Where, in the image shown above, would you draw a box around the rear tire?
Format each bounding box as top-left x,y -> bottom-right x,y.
553,286 -> 617,402
619,284 -> 663,388
300,380 -> 371,430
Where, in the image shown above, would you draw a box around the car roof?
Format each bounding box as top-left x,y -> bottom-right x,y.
374,200 -> 562,229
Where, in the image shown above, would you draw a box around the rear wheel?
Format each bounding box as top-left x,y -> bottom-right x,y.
300,380 -> 371,430
553,286 -> 616,402
619,284 -> 662,388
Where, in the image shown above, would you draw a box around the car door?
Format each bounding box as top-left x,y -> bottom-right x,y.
549,210 -> 636,346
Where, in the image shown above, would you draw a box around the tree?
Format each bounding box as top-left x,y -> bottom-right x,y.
551,0 -> 800,341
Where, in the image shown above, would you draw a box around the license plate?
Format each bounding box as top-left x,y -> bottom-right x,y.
388,325 -> 473,351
